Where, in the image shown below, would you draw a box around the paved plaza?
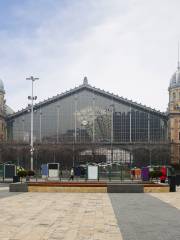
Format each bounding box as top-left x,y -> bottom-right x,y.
0,188 -> 122,240
0,185 -> 180,240
110,193 -> 180,240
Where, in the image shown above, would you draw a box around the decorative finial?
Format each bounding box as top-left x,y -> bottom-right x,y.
83,76 -> 88,85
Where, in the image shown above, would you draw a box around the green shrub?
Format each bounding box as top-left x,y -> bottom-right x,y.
149,171 -> 156,179
27,170 -> 35,176
149,170 -> 162,180
17,170 -> 27,178
155,170 -> 162,178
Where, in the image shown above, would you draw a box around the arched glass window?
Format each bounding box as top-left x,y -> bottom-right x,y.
173,92 -> 176,101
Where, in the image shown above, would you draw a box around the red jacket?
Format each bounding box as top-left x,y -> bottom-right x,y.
160,167 -> 166,181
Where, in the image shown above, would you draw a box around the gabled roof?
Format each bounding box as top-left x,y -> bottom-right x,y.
7,79 -> 167,120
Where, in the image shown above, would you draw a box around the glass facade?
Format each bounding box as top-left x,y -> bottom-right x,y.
7,87 -> 168,144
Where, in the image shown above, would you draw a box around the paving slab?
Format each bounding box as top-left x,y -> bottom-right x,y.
0,193 -> 122,240
110,193 -> 180,240
149,192 -> 180,210
0,188 -> 22,199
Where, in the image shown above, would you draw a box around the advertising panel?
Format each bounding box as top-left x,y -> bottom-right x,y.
88,165 -> 98,180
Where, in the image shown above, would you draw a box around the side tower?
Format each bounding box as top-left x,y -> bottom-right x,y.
168,55 -> 180,164
0,79 -> 6,141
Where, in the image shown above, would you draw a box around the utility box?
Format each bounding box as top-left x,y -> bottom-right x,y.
13,176 -> 20,183
41,164 -> 48,178
87,165 -> 99,180
47,163 -> 59,178
4,164 -> 16,180
0,164 -> 4,179
141,167 -> 149,181
5,164 -> 16,178
169,176 -> 176,192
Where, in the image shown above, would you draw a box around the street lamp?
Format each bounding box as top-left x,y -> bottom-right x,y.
56,105 -> 60,143
92,96 -> 95,143
39,109 -> 42,143
22,117 -> 25,142
74,96 -> 77,143
26,76 -> 39,171
110,104 -> 114,163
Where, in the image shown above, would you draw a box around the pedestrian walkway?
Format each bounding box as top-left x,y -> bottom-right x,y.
1,190 -> 180,240
150,192 -> 180,210
0,184 -> 20,199
0,192 -> 122,240
110,193 -> 180,240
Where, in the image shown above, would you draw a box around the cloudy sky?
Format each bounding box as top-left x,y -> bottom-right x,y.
0,0 -> 179,112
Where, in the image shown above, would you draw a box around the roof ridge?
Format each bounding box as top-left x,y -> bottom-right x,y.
7,82 -> 166,118
85,84 -> 165,116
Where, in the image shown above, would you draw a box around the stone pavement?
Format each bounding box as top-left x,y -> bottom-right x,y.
0,192 -> 122,240
110,193 -> 180,240
150,192 -> 180,210
1,190 -> 180,240
0,185 -> 21,199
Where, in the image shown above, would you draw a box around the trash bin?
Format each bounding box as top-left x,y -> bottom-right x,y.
26,176 -> 30,182
176,175 -> 180,186
13,176 -> 20,183
169,176 -> 176,192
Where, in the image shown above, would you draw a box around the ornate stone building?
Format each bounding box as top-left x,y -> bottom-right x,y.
0,79 -> 14,141
0,79 -> 6,141
168,62 -> 180,164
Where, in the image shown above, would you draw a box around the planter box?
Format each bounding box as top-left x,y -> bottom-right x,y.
9,183 -> 28,192
107,183 -> 144,193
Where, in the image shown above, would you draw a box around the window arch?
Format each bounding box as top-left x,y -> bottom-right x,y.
173,92 -> 176,101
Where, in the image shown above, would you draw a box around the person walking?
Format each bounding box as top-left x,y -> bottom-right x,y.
69,168 -> 74,181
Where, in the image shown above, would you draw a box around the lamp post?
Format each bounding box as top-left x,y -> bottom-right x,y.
22,117 -> 25,142
56,105 -> 60,143
149,148 -> 152,166
73,136 -> 75,167
74,96 -> 77,143
92,96 -> 95,143
26,76 -> 39,171
39,109 -> 42,143
73,96 -> 78,168
110,104 -> 114,163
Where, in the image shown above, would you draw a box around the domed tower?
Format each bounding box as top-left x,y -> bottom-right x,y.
168,55 -> 180,164
0,79 -> 6,141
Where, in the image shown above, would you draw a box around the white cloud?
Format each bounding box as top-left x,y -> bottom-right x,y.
0,0 -> 180,112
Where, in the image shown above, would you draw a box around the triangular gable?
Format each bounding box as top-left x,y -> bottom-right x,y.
7,82 -> 167,119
